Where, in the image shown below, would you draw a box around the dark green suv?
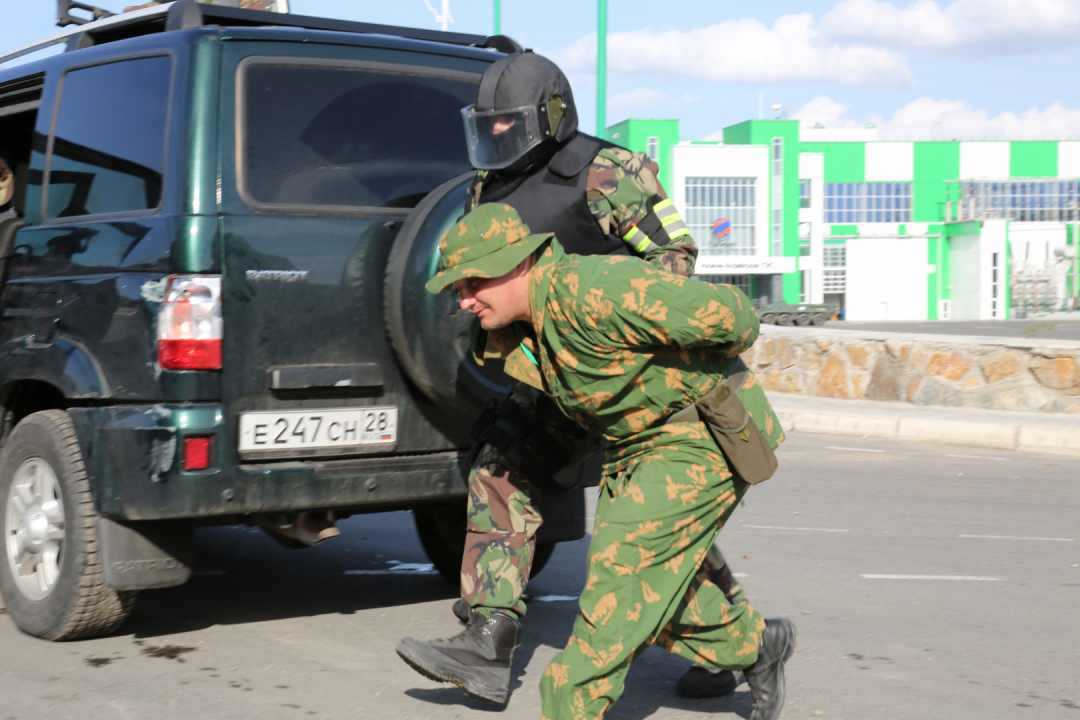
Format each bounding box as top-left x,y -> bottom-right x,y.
0,0 -> 588,641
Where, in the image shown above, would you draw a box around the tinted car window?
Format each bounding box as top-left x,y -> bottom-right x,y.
240,61 -> 478,209
46,56 -> 171,219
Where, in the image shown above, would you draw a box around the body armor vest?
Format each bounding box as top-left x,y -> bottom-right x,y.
477,133 -> 630,258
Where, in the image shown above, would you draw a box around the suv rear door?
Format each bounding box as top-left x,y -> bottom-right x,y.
216,39 -> 489,464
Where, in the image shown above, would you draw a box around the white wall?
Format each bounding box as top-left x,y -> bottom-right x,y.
959,142 -> 1010,179
846,237 -> 929,320
1058,142 -> 1080,177
671,144 -> 770,258
865,142 -> 914,181
948,234 -> 981,320
798,152 -> 824,303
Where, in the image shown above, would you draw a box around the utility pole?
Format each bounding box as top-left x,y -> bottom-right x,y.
494,0 -> 501,34
597,0 -> 607,138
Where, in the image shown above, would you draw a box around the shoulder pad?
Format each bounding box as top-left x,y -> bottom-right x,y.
549,132 -> 618,178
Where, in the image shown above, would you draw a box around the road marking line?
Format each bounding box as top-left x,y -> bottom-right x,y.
744,525 -> 850,533
959,534 -> 1074,542
826,446 -> 884,453
861,574 -> 1004,581
733,573 -> 749,578
947,454 -> 1007,461
532,595 -> 579,602
344,563 -> 437,576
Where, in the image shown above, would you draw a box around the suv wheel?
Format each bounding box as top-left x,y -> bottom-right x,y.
413,504 -> 555,584
0,410 -> 136,640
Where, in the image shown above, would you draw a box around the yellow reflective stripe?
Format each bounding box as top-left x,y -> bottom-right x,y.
660,211 -> 685,228
668,226 -> 691,240
654,198 -> 675,212
625,226 -> 655,254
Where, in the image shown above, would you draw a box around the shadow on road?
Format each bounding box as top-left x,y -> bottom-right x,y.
120,514 -> 461,639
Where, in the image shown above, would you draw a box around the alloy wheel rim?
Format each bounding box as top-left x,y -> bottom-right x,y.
5,458 -> 65,600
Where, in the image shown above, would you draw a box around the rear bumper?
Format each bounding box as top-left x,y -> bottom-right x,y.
69,404 -> 469,521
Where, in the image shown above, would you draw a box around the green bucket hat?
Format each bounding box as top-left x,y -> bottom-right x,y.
425,203 -> 553,294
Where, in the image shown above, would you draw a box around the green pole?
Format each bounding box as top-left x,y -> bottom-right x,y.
597,0 -> 606,138
494,0 -> 501,35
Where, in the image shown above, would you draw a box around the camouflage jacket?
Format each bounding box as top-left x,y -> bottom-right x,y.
477,238 -> 784,471
470,146 -> 698,385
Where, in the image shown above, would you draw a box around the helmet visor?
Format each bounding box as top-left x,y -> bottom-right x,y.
461,105 -> 545,170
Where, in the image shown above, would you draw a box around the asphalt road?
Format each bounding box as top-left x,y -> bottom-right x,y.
817,317 -> 1080,342
0,434 -> 1077,720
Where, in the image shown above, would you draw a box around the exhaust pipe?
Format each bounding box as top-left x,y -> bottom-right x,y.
257,511 -> 341,548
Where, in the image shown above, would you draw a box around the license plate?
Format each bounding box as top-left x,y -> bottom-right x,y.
238,407 -> 398,452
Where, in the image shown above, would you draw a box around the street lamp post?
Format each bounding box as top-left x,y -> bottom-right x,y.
597,0 -> 606,138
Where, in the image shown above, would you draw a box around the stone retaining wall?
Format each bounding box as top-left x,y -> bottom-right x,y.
742,327 -> 1080,414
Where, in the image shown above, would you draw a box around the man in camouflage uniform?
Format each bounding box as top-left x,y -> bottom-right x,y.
396,51 -> 750,704
407,203 -> 796,720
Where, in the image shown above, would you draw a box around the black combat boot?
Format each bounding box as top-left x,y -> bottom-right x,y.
396,612 -> 522,704
675,665 -> 739,698
744,618 -> 797,720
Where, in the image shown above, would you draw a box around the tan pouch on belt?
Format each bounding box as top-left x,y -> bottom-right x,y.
694,383 -> 779,485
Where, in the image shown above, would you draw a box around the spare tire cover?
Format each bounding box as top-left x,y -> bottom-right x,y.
384,172 -> 512,419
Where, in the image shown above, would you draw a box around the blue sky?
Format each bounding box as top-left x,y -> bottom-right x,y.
5,0 -> 1080,140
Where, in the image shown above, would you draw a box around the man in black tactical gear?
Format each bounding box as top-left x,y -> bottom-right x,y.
396,51 -> 751,705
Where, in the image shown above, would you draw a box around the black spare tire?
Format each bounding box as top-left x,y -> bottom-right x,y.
384,173 -> 512,419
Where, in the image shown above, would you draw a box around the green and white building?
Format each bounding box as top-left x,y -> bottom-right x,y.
607,118 -> 1080,320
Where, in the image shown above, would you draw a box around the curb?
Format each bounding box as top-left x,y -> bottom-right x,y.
776,409 -> 1080,457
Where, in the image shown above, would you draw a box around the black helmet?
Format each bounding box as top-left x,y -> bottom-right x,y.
461,51 -> 578,171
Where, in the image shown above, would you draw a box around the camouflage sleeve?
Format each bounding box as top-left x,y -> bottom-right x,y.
585,148 -> 698,277
594,262 -> 759,356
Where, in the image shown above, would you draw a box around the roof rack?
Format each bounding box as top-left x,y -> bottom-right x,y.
1,0 -> 522,68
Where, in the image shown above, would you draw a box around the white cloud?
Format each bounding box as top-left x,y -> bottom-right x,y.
550,14 -> 913,88
791,96 -> 862,129
793,95 -> 1080,138
608,88 -> 669,120
820,0 -> 1080,55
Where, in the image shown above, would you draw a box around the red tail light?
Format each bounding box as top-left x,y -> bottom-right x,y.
183,436 -> 213,471
158,276 -> 223,370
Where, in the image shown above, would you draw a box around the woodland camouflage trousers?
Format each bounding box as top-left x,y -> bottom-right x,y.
460,442 -> 748,621
538,437 -> 765,720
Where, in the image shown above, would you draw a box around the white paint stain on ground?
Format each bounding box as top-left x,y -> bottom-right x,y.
744,525 -> 849,533
344,560 -> 438,576
826,446 -> 884,453
959,534 -> 1073,542
947,454 -> 1007,461
861,574 -> 1004,581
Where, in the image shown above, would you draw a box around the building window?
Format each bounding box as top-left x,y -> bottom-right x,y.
951,180 -> 1080,222
646,136 -> 659,162
684,177 -> 756,256
824,182 -> 912,223
799,179 -> 811,209
823,244 -> 846,292
771,138 -> 783,256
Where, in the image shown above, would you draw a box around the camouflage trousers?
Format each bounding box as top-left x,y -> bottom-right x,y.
461,442 -> 747,621
538,437 -> 765,720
